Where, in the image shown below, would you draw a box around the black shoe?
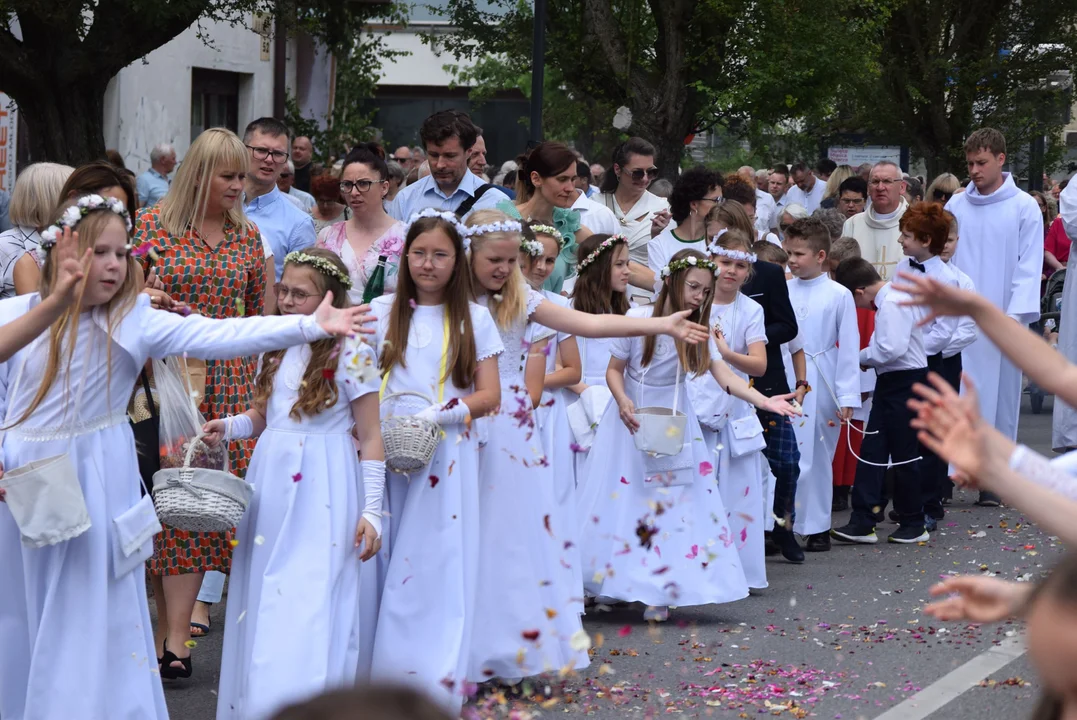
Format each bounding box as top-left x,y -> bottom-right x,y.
764,531 -> 780,556
831,523 -> 878,544
888,509 -> 900,523
941,497 -> 952,506
888,525 -> 929,544
773,527 -> 805,563
831,487 -> 850,512
805,532 -> 831,552
976,491 -> 1002,507
924,514 -> 938,532
160,642 -> 193,679
926,506 -> 945,520
872,506 -> 887,523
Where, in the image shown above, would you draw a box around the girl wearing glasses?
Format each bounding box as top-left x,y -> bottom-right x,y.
577,249 -> 799,623
204,249 -> 385,719
367,212 -> 504,712
317,143 -> 405,303
461,209 -> 712,682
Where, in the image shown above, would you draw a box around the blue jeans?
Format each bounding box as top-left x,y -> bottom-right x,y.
197,570 -> 225,604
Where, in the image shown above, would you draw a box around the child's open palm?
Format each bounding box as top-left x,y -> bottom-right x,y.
52,227 -> 92,305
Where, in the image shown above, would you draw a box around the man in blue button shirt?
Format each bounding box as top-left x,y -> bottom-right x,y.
242,117 -> 316,282
136,144 -> 176,208
389,110 -> 509,221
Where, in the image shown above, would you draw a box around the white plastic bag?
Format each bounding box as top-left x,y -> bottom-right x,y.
154,357 -> 228,476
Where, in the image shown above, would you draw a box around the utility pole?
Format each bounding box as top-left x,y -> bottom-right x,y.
529,0 -> 546,145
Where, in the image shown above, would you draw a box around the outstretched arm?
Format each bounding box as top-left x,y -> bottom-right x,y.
709,357 -> 799,417
532,300 -> 708,344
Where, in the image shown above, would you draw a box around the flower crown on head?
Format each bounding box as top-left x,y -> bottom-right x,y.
39,194 -> 132,255
528,223 -> 559,240
576,234 -> 627,273
406,208 -> 471,249
284,251 -> 353,290
707,237 -> 758,264
462,219 -> 522,238
659,254 -> 722,280
520,238 -> 545,257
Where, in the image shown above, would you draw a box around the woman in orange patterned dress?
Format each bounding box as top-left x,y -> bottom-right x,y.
134,128 -> 269,679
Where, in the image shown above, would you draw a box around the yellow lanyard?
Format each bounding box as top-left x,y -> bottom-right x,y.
380,310 -> 450,403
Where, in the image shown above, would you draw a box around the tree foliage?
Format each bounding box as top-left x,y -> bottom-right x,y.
435,0 -> 892,178
0,0 -> 398,164
846,0 -> 1077,178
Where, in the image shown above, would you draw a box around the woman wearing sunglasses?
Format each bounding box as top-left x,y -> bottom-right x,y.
596,137 -> 671,302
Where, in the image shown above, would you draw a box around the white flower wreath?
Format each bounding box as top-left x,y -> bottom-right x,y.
575,234 -> 627,273
406,208 -> 472,249
39,194 -> 132,253
462,219 -> 523,237
284,251 -> 353,290
520,238 -> 545,257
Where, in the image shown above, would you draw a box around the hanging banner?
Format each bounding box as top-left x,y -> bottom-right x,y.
0,94 -> 17,192
828,145 -> 901,167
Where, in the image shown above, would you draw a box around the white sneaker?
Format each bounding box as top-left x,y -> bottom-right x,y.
643,605 -> 669,622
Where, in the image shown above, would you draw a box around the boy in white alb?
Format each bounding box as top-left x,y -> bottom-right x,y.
831,258 -> 929,545
782,218 -> 860,551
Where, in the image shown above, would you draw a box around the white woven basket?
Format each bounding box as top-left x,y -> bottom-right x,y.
152,436 -> 253,533
381,391 -> 442,474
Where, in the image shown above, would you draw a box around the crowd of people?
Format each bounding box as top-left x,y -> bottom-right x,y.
0,107 -> 1076,720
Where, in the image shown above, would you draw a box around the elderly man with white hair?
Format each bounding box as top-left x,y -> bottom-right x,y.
136,143 -> 176,208
277,159 -> 316,212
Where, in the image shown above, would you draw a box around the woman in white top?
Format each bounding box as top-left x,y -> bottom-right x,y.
0,163 -> 74,299
595,137 -> 670,300
317,143 -> 405,303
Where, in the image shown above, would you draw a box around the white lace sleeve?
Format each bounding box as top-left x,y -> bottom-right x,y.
526,287 -> 545,319
471,303 -> 505,362
1009,444 -> 1077,501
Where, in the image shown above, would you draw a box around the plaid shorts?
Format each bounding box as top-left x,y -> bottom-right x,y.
758,410 -> 800,522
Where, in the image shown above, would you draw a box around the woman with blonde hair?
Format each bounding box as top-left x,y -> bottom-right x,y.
820,164 -> 856,208
926,172 -> 961,205
133,127 -> 270,678
0,162 -> 73,298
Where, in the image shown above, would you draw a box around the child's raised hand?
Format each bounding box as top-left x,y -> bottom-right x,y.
201,419 -> 226,447
664,309 -> 709,345
924,575 -> 1028,623
355,517 -> 381,561
893,272 -> 981,325
52,227 -> 92,305
314,293 -> 376,336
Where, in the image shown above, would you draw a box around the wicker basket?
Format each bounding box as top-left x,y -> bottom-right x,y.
151,436 -> 253,533
381,391 -> 442,474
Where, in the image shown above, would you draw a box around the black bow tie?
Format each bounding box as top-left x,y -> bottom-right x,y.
909,259 -> 927,273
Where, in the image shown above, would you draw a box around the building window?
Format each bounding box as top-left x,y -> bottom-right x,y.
191,68 -> 240,141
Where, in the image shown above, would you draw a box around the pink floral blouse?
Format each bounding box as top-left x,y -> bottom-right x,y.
316,219 -> 405,303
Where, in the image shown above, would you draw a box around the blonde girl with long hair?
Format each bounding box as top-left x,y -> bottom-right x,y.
133,127 -> 273,675
0,195 -> 371,720
0,161 -> 74,297
204,249 -> 385,719
576,248 -> 800,623
463,208 -> 712,683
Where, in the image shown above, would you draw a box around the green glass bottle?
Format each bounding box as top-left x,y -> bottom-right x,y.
362,255 -> 388,304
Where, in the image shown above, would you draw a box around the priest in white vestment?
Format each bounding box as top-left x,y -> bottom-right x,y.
842,162 -> 908,280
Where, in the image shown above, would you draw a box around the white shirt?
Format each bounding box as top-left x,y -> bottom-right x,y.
943,262 -> 978,358
755,189 -> 779,232
893,255 -> 958,357
860,283 -> 927,373
571,189 -> 619,236
646,227 -> 707,281
783,177 -> 826,214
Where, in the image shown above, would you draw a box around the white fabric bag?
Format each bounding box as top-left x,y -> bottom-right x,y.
0,338 -> 91,548
726,413 -> 766,458
111,492 -> 160,578
632,364 -> 687,457
566,385 -> 613,450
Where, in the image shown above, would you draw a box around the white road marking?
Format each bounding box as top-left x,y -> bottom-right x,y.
872,634 -> 1026,720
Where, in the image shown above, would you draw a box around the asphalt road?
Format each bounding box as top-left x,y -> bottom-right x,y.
160,393 -> 1061,719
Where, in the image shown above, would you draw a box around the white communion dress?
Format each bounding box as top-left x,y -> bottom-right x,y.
216,341 -> 381,719
577,306 -> 749,608
0,294 -> 332,720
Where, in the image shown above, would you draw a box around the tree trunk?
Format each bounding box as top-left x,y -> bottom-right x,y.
17,80 -> 110,165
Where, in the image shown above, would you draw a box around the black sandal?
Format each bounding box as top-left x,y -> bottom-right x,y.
159,642 -> 193,680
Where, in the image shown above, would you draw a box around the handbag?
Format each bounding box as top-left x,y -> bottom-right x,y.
726,413 -> 767,458
180,358 -> 207,407
0,338 -> 91,548
632,362 -> 687,458
129,367 -> 160,493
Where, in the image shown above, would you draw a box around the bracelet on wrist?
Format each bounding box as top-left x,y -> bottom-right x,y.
795,380 -> 811,392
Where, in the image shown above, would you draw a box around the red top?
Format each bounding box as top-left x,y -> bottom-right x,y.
1045,216 -> 1071,276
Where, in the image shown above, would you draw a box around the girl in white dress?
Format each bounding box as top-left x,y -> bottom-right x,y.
702,229 -> 770,589
520,221 -> 584,613
0,196 -> 371,720
463,210 -> 711,683
564,232 -> 634,480
578,249 -> 799,622
206,249 -> 385,719
368,210 -> 504,711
